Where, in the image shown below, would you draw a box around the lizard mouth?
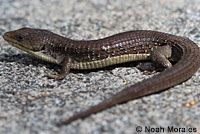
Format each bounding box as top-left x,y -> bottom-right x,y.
2,33 -> 59,64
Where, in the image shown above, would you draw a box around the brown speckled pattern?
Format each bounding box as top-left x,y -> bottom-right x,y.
33,29 -> 180,69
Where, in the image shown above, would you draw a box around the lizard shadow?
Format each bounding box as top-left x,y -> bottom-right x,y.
0,53 -> 48,66
0,53 -> 168,74
1,53 -> 177,94
0,53 -> 177,80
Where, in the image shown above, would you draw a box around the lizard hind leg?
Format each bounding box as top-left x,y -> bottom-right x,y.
44,57 -> 72,80
150,45 -> 172,71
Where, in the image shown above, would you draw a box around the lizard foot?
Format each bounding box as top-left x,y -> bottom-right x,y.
44,72 -> 65,80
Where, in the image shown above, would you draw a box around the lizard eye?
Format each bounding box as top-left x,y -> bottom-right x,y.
16,35 -> 24,42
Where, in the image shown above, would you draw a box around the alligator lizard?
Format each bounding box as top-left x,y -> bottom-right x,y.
2,27 -> 200,126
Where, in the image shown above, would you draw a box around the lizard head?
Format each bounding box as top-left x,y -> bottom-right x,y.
3,27 -> 46,51
2,27 -> 59,64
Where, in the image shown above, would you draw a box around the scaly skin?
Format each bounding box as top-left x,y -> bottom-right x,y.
2,27 -> 200,126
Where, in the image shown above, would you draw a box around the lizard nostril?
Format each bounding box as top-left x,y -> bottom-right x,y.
2,32 -> 9,40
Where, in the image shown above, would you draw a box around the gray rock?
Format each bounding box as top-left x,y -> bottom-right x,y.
0,0 -> 200,134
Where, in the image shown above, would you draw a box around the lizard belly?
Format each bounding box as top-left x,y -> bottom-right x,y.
72,53 -> 150,69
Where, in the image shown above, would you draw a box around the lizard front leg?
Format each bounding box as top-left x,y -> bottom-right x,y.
44,57 -> 72,80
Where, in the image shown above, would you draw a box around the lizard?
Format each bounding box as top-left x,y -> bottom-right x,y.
2,27 -> 200,126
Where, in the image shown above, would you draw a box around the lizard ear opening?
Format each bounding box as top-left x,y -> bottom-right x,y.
40,44 -> 45,51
